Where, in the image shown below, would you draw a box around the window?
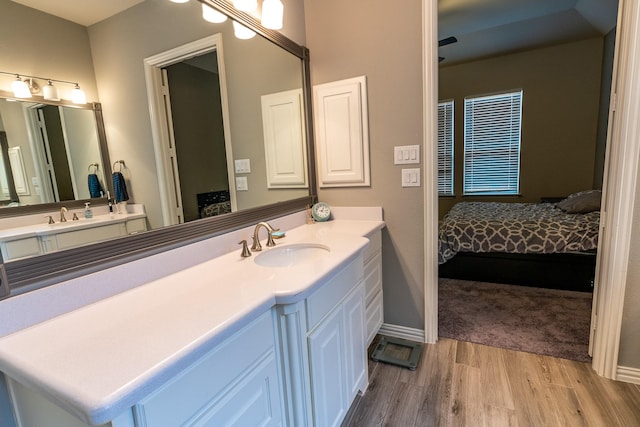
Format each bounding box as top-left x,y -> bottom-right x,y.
463,90 -> 523,195
437,100 -> 454,196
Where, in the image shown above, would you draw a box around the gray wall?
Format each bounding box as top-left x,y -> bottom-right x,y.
0,0 -> 98,100
304,0 -> 426,330
88,0 -> 308,228
438,37 -> 603,218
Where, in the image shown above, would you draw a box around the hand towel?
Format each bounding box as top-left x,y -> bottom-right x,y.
88,174 -> 104,198
113,171 -> 129,202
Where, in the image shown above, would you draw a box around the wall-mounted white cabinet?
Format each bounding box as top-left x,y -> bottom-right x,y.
313,76 -> 370,188
261,89 -> 308,189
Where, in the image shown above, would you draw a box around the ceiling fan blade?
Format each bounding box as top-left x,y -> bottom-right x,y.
438,36 -> 458,47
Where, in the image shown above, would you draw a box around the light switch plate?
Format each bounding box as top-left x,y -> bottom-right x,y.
401,168 -> 420,187
394,145 -> 420,165
235,176 -> 248,191
234,159 -> 251,173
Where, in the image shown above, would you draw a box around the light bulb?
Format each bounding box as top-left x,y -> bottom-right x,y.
233,21 -> 256,39
169,0 -> 189,3
202,3 -> 227,23
11,76 -> 31,98
43,80 -> 60,101
233,0 -> 257,12
71,84 -> 87,104
261,0 -> 283,30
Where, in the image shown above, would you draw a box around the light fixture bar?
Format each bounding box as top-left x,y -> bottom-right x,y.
0,71 -> 87,104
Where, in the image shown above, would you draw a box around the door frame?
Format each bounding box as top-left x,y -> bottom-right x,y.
423,0 -> 640,379
144,34 -> 236,227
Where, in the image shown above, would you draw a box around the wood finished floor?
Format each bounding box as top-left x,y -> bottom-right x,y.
342,338 -> 640,427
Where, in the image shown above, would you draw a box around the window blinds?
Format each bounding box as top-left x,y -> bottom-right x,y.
463,91 -> 522,195
437,100 -> 454,196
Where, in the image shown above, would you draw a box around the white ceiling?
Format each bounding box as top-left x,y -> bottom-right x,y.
10,0 -> 145,26
11,0 -> 619,64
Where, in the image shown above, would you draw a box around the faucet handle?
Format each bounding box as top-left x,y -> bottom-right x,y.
45,215 -> 55,224
72,212 -> 79,221
238,240 -> 252,257
266,231 -> 277,247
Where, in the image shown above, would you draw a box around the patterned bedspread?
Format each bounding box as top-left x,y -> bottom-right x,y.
438,202 -> 600,264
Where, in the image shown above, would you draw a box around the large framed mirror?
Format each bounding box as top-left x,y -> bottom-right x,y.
0,0 -> 316,298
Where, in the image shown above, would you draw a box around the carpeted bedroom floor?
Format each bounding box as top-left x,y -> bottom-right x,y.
438,278 -> 593,362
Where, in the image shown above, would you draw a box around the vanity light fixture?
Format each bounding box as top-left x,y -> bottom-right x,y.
43,80 -> 60,101
71,84 -> 87,104
233,21 -> 257,39
11,75 -> 31,98
202,3 -> 227,23
261,0 -> 283,29
169,0 -> 190,3
0,71 -> 88,104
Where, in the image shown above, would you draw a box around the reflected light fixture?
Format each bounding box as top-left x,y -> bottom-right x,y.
233,21 -> 256,39
1,71 -> 88,104
202,3 -> 227,23
43,80 -> 60,101
169,0 -> 190,3
71,84 -> 87,104
261,0 -> 283,29
11,75 -> 31,98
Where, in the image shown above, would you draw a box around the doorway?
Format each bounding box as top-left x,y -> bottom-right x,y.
144,34 -> 236,227
423,0 -> 640,378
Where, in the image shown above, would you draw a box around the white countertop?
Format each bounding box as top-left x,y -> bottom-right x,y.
0,211 -> 146,242
0,219 -> 384,425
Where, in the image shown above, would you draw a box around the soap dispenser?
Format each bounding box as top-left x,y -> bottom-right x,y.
84,202 -> 93,219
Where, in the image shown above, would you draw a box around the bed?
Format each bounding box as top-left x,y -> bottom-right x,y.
438,191 -> 601,292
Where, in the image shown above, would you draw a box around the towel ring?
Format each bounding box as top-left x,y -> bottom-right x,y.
88,163 -> 99,173
113,160 -> 125,172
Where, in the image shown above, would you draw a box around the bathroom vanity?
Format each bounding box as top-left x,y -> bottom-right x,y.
0,209 -> 384,427
0,206 -> 147,261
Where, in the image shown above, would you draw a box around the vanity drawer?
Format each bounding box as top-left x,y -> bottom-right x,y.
363,253 -> 382,304
362,231 -> 381,265
306,256 -> 364,331
54,223 -> 124,250
1,237 -> 41,260
126,217 -> 147,234
135,310 -> 279,426
365,289 -> 384,345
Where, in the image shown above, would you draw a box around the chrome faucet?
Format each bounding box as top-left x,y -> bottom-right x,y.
60,207 -> 68,222
251,222 -> 279,252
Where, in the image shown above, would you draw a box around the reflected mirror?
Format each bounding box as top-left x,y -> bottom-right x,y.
0,97 -> 110,207
0,0 -> 315,296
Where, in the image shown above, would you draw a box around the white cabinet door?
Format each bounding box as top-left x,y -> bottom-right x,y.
307,282 -> 366,427
342,285 -> 367,401
307,307 -> 348,427
313,76 -> 370,188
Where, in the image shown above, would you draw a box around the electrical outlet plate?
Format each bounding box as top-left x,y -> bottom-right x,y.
401,168 -> 420,187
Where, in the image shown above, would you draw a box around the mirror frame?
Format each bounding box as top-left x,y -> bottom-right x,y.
1,0 -> 317,297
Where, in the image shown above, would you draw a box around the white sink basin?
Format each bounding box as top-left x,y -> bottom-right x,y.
254,243 -> 330,268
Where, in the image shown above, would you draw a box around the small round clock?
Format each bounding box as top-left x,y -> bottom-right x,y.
311,202 -> 332,222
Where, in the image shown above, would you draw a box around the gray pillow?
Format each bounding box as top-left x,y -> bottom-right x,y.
557,190 -> 602,214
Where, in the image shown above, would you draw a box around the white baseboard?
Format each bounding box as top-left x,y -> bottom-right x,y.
378,323 -> 425,343
617,366 -> 640,385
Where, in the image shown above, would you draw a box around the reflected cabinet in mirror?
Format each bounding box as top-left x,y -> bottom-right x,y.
0,0 -> 315,298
